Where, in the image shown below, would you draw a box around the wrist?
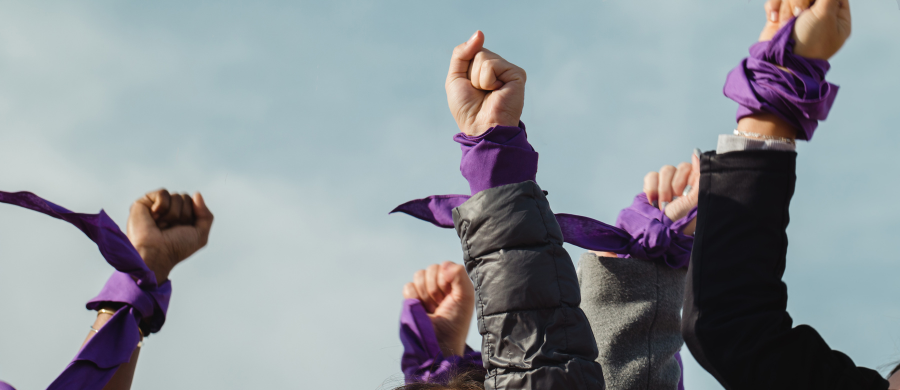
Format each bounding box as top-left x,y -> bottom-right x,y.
439,338 -> 468,358
135,247 -> 174,284
464,120 -> 520,137
736,113 -> 797,141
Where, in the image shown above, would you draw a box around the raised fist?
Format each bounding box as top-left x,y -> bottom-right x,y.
446,31 -> 526,137
643,151 -> 700,235
403,261 -> 475,357
126,189 -> 214,285
760,0 -> 851,60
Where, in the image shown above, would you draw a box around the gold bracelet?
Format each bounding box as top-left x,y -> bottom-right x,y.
733,129 -> 796,145
137,328 -> 145,348
97,308 -> 117,316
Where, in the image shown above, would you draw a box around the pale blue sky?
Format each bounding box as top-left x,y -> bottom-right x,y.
0,1 -> 898,389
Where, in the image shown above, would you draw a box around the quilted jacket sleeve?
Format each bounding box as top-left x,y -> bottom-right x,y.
452,181 -> 606,390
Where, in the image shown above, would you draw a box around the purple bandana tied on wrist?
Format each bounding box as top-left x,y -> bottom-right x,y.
0,191 -> 171,390
390,122 -> 695,268
614,193 -> 696,269
724,17 -> 838,141
455,122 -> 538,195
400,299 -> 484,384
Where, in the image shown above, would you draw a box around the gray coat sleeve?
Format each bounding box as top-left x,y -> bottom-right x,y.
577,253 -> 685,390
452,181 -> 606,390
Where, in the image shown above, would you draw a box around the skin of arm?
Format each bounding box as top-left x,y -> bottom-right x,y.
741,0 -> 851,139
79,189 -> 214,390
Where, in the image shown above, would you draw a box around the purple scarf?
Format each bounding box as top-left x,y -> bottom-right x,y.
392,123 -> 695,267
391,193 -> 694,269
394,123 -> 695,384
0,191 -> 171,390
400,299 -> 484,384
724,17 -> 838,141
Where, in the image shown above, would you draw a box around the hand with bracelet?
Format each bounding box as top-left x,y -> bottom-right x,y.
736,0 -> 850,141
680,2 -> 885,390
82,189 -> 213,390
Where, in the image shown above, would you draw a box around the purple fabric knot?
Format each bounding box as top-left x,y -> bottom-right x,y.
400,299 -> 484,384
724,17 -> 838,141
391,192 -> 696,268
615,193 -> 696,269
0,190 -> 172,390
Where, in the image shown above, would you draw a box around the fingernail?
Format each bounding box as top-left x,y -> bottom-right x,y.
652,200 -> 659,208
468,31 -> 479,42
682,185 -> 692,197
660,201 -> 669,211
693,148 -> 702,158
793,6 -> 802,16
770,11 -> 778,22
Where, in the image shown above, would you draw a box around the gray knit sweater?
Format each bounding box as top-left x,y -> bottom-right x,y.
577,252 -> 686,390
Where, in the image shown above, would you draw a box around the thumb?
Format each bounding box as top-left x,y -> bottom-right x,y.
448,31 -> 485,77
191,192 -> 214,240
127,197 -> 158,241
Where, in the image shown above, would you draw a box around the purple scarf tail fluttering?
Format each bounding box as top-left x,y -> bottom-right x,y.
400,299 -> 484,384
724,17 -> 838,141
391,192 -> 695,268
0,191 -> 171,390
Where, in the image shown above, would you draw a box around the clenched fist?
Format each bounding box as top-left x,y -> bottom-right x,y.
760,0 -> 851,60
126,189 -> 214,285
403,261 -> 475,357
643,151 -> 701,234
446,31 -> 526,137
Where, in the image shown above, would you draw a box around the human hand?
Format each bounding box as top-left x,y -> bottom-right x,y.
446,31 -> 526,137
403,261 -> 475,357
759,0 -> 851,60
126,189 -> 214,285
643,150 -> 701,235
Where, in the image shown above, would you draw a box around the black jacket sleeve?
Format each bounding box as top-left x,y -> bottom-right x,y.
681,150 -> 888,390
453,181 -> 606,390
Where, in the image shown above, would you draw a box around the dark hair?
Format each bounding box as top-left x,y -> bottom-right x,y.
392,369 -> 484,390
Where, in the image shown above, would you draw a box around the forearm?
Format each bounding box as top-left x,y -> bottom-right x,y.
81,309 -> 142,390
682,150 -> 797,385
683,151 -> 887,389
454,181 -> 604,389
578,252 -> 685,390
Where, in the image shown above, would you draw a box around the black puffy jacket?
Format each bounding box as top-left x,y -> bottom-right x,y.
452,181 -> 606,390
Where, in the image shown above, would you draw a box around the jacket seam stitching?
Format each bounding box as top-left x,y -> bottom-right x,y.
644,262 -> 661,390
